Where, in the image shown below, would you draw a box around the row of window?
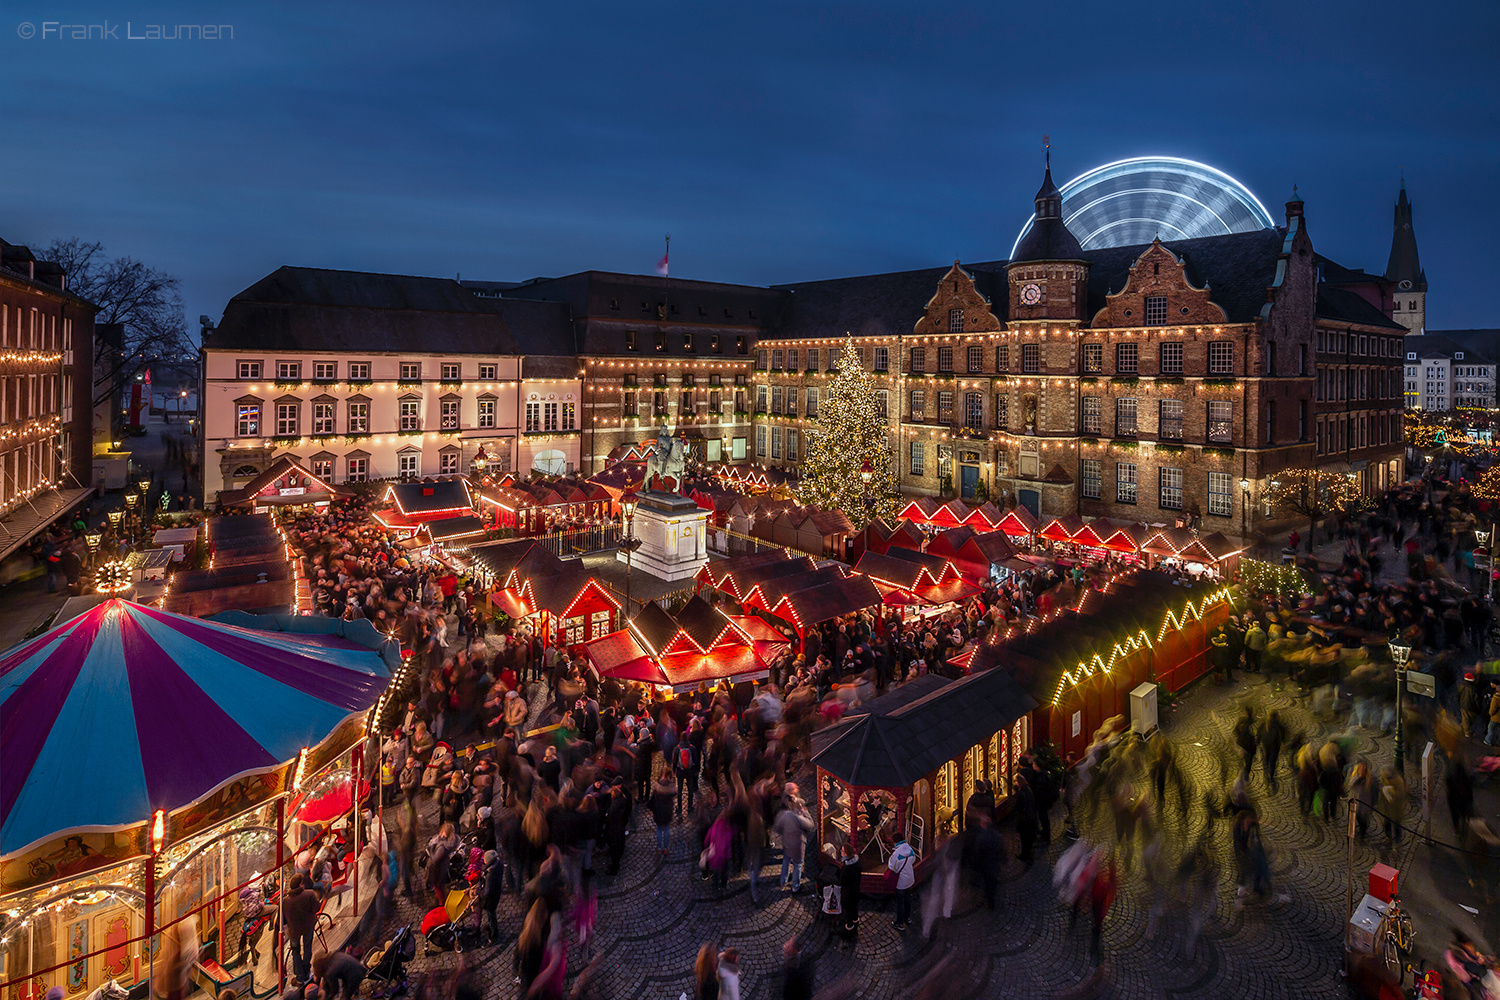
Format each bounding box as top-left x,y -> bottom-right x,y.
0,440 -> 60,514
234,395 -> 563,437
0,304 -> 66,353
1079,397 -> 1235,442
0,373 -> 57,426
1078,462 -> 1234,514
1316,366 -> 1397,402
1315,412 -> 1401,454
236,360 -> 501,382
630,390 -> 746,417
753,425 -> 802,461
757,341 -> 1239,376
1317,331 -> 1402,357
625,330 -> 750,354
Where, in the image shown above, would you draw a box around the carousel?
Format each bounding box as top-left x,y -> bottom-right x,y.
0,601 -> 397,1000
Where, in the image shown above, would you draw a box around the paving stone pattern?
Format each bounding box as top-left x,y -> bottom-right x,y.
371,658 -> 1427,1000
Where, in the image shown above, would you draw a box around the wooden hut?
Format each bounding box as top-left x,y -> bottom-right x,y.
810,667 -> 1037,892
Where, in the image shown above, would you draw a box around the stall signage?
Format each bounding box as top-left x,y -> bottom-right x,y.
279,487 -> 307,497
1404,670 -> 1436,698
1071,710 -> 1082,737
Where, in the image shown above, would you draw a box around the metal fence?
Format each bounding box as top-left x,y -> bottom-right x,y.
533,524 -> 624,558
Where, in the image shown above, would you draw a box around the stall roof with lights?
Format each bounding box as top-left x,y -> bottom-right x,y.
0,600 -> 395,858
217,457 -> 346,509
384,478 -> 475,522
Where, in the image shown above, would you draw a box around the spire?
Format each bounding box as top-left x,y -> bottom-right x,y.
1012,142 -> 1083,263
1385,178 -> 1426,291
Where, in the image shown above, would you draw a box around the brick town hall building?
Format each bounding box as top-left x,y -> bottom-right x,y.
201,155 -> 1408,542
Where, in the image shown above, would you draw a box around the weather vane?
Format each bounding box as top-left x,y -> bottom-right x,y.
1044,134 -> 1051,167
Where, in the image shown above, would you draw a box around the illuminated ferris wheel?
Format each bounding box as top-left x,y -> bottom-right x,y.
1011,156 -> 1276,258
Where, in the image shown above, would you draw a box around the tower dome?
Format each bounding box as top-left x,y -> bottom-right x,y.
1010,152 -> 1086,264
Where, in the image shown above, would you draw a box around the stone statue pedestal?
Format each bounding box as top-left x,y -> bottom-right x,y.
620,490 -> 708,582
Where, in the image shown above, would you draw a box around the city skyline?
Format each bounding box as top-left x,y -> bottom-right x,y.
5,0 -> 1498,333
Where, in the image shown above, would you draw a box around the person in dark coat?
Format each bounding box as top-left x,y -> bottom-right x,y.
836,851 -> 862,944
780,937 -> 815,1000
1258,710 -> 1287,793
971,814 -> 1004,910
479,850 -> 504,944
281,875 -> 320,983
1014,775 -> 1039,869
604,783 -> 631,875
312,951 -> 365,1000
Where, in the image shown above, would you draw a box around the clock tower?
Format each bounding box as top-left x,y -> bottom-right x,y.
1007,151 -> 1089,322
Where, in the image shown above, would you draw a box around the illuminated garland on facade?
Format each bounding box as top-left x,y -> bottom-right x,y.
1049,586 -> 1235,706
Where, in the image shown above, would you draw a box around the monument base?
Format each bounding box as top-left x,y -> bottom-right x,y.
619,490 -> 709,582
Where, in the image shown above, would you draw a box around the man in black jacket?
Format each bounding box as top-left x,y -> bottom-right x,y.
282,874 -> 319,983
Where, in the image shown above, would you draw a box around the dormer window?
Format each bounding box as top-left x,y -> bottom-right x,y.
1456,352 -> 1465,360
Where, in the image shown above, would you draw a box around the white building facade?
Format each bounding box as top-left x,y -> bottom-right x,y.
1402,335 -> 1495,413
200,268 -> 580,503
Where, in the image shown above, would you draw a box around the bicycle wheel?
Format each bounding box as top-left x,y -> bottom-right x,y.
1397,913 -> 1413,954
1382,930 -> 1402,980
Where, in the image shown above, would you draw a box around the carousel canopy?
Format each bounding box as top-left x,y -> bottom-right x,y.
0,600 -> 394,857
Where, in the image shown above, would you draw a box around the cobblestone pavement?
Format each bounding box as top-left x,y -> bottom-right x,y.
364,656 -> 1480,1000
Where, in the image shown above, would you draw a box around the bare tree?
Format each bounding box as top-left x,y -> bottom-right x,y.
44,238 -> 195,409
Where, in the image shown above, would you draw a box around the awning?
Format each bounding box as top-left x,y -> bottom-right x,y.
0,486 -> 94,563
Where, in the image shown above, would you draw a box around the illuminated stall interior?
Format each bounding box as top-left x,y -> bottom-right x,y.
0,602 -> 396,1000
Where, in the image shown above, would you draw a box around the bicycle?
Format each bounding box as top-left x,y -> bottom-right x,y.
1379,894 -> 1415,983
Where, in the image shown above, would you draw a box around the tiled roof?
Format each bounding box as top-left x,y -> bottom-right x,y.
1316,285 -> 1405,331
811,667 -> 1036,788
209,266 -> 557,354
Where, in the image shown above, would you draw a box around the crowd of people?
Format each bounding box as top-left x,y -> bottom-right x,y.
263,475 -> 1500,1000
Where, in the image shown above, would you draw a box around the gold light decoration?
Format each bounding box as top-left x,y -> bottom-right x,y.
94,559 -> 132,594
1264,468 -> 1368,540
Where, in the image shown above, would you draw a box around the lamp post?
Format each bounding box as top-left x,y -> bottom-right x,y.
1240,477 -> 1250,542
1388,632 -> 1413,774
860,458 -> 875,521
620,491 -> 642,615
138,479 -> 152,495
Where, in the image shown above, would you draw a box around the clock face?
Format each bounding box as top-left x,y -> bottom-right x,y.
1399,280 -> 1413,291
1020,282 -> 1042,305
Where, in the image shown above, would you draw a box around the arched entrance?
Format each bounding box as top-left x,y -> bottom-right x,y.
532,449 -> 566,476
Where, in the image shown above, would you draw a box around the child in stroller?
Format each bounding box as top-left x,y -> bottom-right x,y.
362,925 -> 415,998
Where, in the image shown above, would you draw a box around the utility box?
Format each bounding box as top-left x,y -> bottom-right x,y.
1368,863 -> 1398,903
1130,682 -> 1159,737
1347,893 -> 1388,955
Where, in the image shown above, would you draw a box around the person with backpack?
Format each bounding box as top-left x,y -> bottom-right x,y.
651,771 -> 677,855
886,836 -> 916,931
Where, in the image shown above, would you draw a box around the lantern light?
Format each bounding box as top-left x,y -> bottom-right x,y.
150,809 -> 166,853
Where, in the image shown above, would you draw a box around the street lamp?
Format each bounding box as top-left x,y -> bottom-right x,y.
860,457 -> 876,520
473,444 -> 488,472
619,491 -> 642,614
107,510 -> 123,528
138,479 -> 152,494
125,492 -> 139,508
1388,632 -> 1413,774
1239,478 -> 1251,541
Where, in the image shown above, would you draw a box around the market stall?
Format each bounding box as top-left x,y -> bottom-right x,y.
582,597 -> 791,692
0,602 -> 397,1000
215,458 -> 345,514
466,538 -> 620,649
964,571 -> 1233,760
810,666 -> 1037,892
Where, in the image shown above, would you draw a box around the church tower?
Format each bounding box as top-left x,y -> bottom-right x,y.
1385,178 -> 1427,336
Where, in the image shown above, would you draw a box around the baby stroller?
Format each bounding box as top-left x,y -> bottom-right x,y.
420,888 -> 480,955
363,925 -> 415,998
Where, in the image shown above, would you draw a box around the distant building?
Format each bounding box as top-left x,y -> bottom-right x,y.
1386,180 -> 1427,336
0,239 -> 97,562
1400,335 -> 1496,412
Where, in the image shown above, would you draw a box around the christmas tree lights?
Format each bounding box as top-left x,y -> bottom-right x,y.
794,337 -> 901,527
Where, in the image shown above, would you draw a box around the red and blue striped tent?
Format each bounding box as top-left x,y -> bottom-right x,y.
0,599 -> 394,858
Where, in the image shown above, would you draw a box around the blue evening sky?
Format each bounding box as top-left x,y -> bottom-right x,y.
3,1 -> 1498,332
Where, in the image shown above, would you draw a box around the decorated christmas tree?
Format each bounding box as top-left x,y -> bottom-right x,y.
794,336 -> 901,526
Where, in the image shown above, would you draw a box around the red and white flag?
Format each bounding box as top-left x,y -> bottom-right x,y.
655,252 -> 669,276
